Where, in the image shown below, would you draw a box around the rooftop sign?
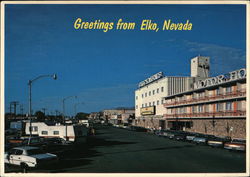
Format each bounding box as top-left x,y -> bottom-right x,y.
138,72 -> 164,88
194,68 -> 246,89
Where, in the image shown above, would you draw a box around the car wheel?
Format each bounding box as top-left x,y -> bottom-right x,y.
20,163 -> 29,173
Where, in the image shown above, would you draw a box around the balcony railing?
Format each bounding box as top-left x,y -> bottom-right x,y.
163,110 -> 246,119
164,89 -> 246,107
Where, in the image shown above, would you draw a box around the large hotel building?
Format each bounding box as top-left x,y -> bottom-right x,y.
134,56 -> 246,139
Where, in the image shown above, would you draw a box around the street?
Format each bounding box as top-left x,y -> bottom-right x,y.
6,124 -> 246,173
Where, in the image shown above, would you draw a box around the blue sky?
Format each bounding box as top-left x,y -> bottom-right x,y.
5,4 -> 246,116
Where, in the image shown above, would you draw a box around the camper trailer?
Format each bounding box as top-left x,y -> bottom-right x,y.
25,122 -> 88,142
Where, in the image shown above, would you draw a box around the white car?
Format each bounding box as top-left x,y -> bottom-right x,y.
5,146 -> 58,169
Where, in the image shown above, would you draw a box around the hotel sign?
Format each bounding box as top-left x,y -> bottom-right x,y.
194,68 -> 246,89
138,72 -> 164,88
141,106 -> 155,116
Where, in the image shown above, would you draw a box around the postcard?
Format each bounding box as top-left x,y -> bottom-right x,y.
1,1 -> 249,177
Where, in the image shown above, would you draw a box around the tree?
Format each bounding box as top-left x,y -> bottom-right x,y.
75,112 -> 89,120
35,111 -> 45,122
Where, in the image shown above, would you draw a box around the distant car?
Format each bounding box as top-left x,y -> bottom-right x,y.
224,139 -> 246,151
158,131 -> 168,137
4,146 -> 58,169
129,126 -> 148,132
193,135 -> 214,145
166,132 -> 175,139
207,136 -> 231,148
186,133 -> 198,141
174,133 -> 186,141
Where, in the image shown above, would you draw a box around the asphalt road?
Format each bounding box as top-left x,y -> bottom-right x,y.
6,124 -> 246,173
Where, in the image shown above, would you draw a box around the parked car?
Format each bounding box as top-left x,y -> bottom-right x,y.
166,132 -> 175,139
42,137 -> 73,154
193,134 -> 214,145
224,139 -> 246,151
174,133 -> 186,141
4,146 -> 58,169
130,126 -> 148,132
7,136 -> 24,147
185,133 -> 198,141
21,137 -> 47,148
158,131 -> 168,137
207,136 -> 231,148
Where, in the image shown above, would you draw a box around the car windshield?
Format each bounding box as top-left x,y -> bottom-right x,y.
27,149 -> 45,155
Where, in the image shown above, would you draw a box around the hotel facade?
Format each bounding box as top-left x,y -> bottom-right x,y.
164,68 -> 246,139
134,56 -> 210,129
134,56 -> 246,139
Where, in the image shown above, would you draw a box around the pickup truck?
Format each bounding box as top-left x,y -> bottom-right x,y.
4,146 -> 58,169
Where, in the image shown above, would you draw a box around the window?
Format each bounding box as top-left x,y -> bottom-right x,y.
192,106 -> 196,113
41,131 -> 48,135
142,94 -> 144,98
145,93 -> 147,97
216,88 -> 220,95
226,87 -> 232,93
149,91 -> 151,96
15,150 -> 23,155
32,126 -> 38,131
226,102 -> 232,111
149,102 -> 151,106
153,101 -> 155,106
157,88 -> 159,93
153,90 -> 155,95
161,99 -> 164,104
145,103 -> 147,107
142,104 -> 144,108
216,103 -> 220,111
157,100 -> 159,105
136,96 -> 138,100
53,131 -> 59,135
198,105 -> 203,113
161,87 -> 164,92
9,149 -> 17,155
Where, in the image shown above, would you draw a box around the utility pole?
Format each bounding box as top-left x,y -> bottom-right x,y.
10,101 -> 19,119
20,104 -> 24,116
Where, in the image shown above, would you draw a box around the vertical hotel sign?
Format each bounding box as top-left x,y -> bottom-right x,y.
141,106 -> 155,116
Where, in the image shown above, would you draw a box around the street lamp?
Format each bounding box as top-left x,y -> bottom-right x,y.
62,95 -> 77,141
28,74 -> 57,137
62,95 -> 77,122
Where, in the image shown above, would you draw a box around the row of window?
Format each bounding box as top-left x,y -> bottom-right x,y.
171,86 -> 236,102
30,127 -> 60,135
170,101 -> 234,114
136,87 -> 164,100
135,99 -> 165,109
41,130 -> 60,135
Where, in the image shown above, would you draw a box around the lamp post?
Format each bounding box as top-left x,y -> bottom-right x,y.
62,95 -> 77,141
62,96 -> 77,122
28,74 -> 57,137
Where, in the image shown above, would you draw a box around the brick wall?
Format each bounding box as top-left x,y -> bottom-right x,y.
185,119 -> 246,139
